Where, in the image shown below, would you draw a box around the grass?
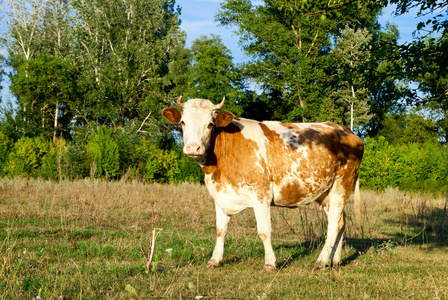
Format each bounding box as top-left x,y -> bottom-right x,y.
0,178 -> 447,299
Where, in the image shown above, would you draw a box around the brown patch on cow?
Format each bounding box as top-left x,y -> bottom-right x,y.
201,122 -> 269,198
276,181 -> 308,206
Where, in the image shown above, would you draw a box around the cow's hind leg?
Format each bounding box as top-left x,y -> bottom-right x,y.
207,203 -> 230,268
253,201 -> 277,271
313,187 -> 346,272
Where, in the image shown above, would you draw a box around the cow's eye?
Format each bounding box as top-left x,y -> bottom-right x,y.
180,120 -> 185,126
207,122 -> 214,129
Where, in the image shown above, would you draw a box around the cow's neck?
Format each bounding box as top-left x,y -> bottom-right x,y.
200,123 -> 241,175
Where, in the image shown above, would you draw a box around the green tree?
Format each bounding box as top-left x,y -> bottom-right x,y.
330,24 -> 373,131
363,23 -> 410,137
0,132 -> 12,177
4,135 -> 53,178
9,53 -> 76,139
3,0 -> 77,140
216,0 -> 385,122
71,0 -> 187,126
389,1 -> 447,142
390,0 -> 447,34
410,35 -> 448,143
377,112 -> 439,145
185,34 -> 244,116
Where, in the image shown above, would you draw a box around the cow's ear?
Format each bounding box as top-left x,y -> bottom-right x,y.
162,107 -> 182,123
215,111 -> 234,127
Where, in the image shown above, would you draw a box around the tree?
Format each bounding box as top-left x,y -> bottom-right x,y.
215,0 -> 386,122
362,23 -> 410,137
184,34 -> 244,116
330,24 -> 373,131
71,0 -> 187,126
377,111 -> 439,145
2,0 -> 46,136
409,34 -> 448,143
389,0 -> 448,142
3,0 -> 77,140
9,53 -> 76,139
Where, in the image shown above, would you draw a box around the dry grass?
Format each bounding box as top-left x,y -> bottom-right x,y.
0,178 -> 447,299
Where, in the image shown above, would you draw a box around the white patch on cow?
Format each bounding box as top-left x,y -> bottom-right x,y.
205,175 -> 253,215
234,118 -> 269,172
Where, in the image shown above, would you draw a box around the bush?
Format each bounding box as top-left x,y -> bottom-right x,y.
143,140 -> 180,183
0,132 -> 12,177
360,136 -> 448,194
40,138 -> 66,181
5,136 -> 52,178
359,136 -> 393,190
86,127 -> 120,179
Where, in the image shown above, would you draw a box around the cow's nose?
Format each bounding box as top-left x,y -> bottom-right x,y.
185,144 -> 202,155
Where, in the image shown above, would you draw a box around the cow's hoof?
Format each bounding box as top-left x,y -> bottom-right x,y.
263,264 -> 277,272
206,261 -> 219,269
312,264 -> 322,272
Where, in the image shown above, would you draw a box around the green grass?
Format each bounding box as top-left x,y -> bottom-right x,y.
0,178 -> 447,299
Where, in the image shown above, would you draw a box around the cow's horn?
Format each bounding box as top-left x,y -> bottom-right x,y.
213,97 -> 225,110
176,96 -> 185,108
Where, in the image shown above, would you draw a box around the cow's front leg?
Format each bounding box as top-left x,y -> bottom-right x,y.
253,202 -> 277,271
206,203 -> 230,268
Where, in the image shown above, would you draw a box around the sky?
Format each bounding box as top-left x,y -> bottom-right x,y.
0,1 -> 438,102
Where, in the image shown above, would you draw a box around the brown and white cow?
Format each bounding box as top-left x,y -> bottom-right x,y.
162,96 -> 364,271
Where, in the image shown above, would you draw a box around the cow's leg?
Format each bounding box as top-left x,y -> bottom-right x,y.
253,202 -> 277,271
313,190 -> 345,272
331,211 -> 345,267
206,203 -> 230,268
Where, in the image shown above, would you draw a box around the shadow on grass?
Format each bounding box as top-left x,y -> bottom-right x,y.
382,207 -> 448,247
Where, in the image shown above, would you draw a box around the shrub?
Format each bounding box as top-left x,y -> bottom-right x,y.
359,136 -> 393,190
144,141 -> 180,183
5,136 -> 52,178
360,136 -> 448,194
40,138 -> 66,181
86,127 -> 120,179
0,132 -> 12,177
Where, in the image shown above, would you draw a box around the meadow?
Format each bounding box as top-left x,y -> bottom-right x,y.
0,178 -> 447,299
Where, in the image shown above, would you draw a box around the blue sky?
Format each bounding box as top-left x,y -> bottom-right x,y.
0,1 -> 436,101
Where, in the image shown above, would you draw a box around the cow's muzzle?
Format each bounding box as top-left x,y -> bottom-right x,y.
185,144 -> 203,157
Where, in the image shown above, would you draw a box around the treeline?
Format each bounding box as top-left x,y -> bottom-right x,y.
0,0 -> 447,193
1,128 -> 447,194
0,125 -> 203,183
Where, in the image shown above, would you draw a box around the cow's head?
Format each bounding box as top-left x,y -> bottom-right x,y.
162,96 -> 234,159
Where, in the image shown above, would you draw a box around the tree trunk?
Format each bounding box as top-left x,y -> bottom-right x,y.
351,85 -> 355,131
53,102 -> 59,142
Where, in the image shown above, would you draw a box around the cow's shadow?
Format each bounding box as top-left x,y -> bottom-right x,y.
271,238 -> 396,269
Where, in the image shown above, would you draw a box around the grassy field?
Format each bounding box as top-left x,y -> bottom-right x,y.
0,178 -> 447,299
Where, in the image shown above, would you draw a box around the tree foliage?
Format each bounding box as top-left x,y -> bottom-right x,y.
360,136 -> 447,193
2,0 -> 188,139
330,24 -> 373,131
184,34 -> 244,116
215,0 -> 385,122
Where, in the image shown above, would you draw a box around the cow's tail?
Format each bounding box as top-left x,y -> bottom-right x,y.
354,174 -> 362,223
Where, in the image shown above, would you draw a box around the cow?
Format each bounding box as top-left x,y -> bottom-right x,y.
162,96 -> 364,271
